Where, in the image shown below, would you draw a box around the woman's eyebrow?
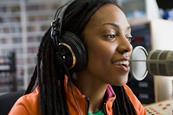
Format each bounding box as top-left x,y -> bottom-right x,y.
127,26 -> 131,32
103,23 -> 120,29
103,23 -> 131,31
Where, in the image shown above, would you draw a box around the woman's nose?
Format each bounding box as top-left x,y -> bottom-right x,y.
117,36 -> 133,55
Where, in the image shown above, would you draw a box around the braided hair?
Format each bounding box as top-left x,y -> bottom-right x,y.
25,0 -> 137,115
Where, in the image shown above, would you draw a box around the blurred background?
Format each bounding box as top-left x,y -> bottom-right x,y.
0,0 -> 173,107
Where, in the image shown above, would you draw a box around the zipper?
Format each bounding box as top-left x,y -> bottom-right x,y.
86,97 -> 90,115
85,98 -> 108,115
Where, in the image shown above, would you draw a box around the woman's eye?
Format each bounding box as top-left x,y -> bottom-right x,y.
103,34 -> 116,41
126,35 -> 133,42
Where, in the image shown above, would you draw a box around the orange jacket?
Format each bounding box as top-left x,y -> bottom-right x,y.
9,77 -> 146,115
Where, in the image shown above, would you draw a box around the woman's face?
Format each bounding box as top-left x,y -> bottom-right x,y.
82,4 -> 133,86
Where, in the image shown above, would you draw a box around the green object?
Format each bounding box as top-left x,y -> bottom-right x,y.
88,110 -> 105,115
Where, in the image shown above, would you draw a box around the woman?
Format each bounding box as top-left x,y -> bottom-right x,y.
9,0 -> 146,115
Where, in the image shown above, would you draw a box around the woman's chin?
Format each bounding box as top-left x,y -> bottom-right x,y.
110,75 -> 128,86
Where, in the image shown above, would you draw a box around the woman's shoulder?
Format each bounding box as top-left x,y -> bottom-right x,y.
9,87 -> 40,115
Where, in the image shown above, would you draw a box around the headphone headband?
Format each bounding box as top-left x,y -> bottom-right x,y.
51,0 -> 75,44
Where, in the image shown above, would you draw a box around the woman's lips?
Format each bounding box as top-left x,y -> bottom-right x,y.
112,60 -> 130,72
112,60 -> 129,66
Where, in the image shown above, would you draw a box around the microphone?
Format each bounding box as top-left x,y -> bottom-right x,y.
130,46 -> 173,81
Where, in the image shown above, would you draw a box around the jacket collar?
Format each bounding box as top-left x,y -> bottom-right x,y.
64,75 -> 116,115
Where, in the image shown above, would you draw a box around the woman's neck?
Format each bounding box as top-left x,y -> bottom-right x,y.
73,72 -> 108,113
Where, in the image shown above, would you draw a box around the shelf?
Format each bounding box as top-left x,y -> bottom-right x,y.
0,0 -> 60,91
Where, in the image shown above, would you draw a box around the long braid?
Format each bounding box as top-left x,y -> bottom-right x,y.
112,86 -> 137,115
25,27 -> 51,94
24,28 -> 53,114
42,36 -> 53,114
25,28 -> 69,115
39,28 -> 51,114
40,29 -> 69,115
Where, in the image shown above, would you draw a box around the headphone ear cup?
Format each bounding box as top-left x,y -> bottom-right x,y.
60,32 -> 87,71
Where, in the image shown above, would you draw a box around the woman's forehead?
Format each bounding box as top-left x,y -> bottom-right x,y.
86,4 -> 130,30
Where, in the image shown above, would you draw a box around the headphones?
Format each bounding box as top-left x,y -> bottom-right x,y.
51,0 -> 87,72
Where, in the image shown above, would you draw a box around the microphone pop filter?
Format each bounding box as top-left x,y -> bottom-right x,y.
130,46 -> 148,81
